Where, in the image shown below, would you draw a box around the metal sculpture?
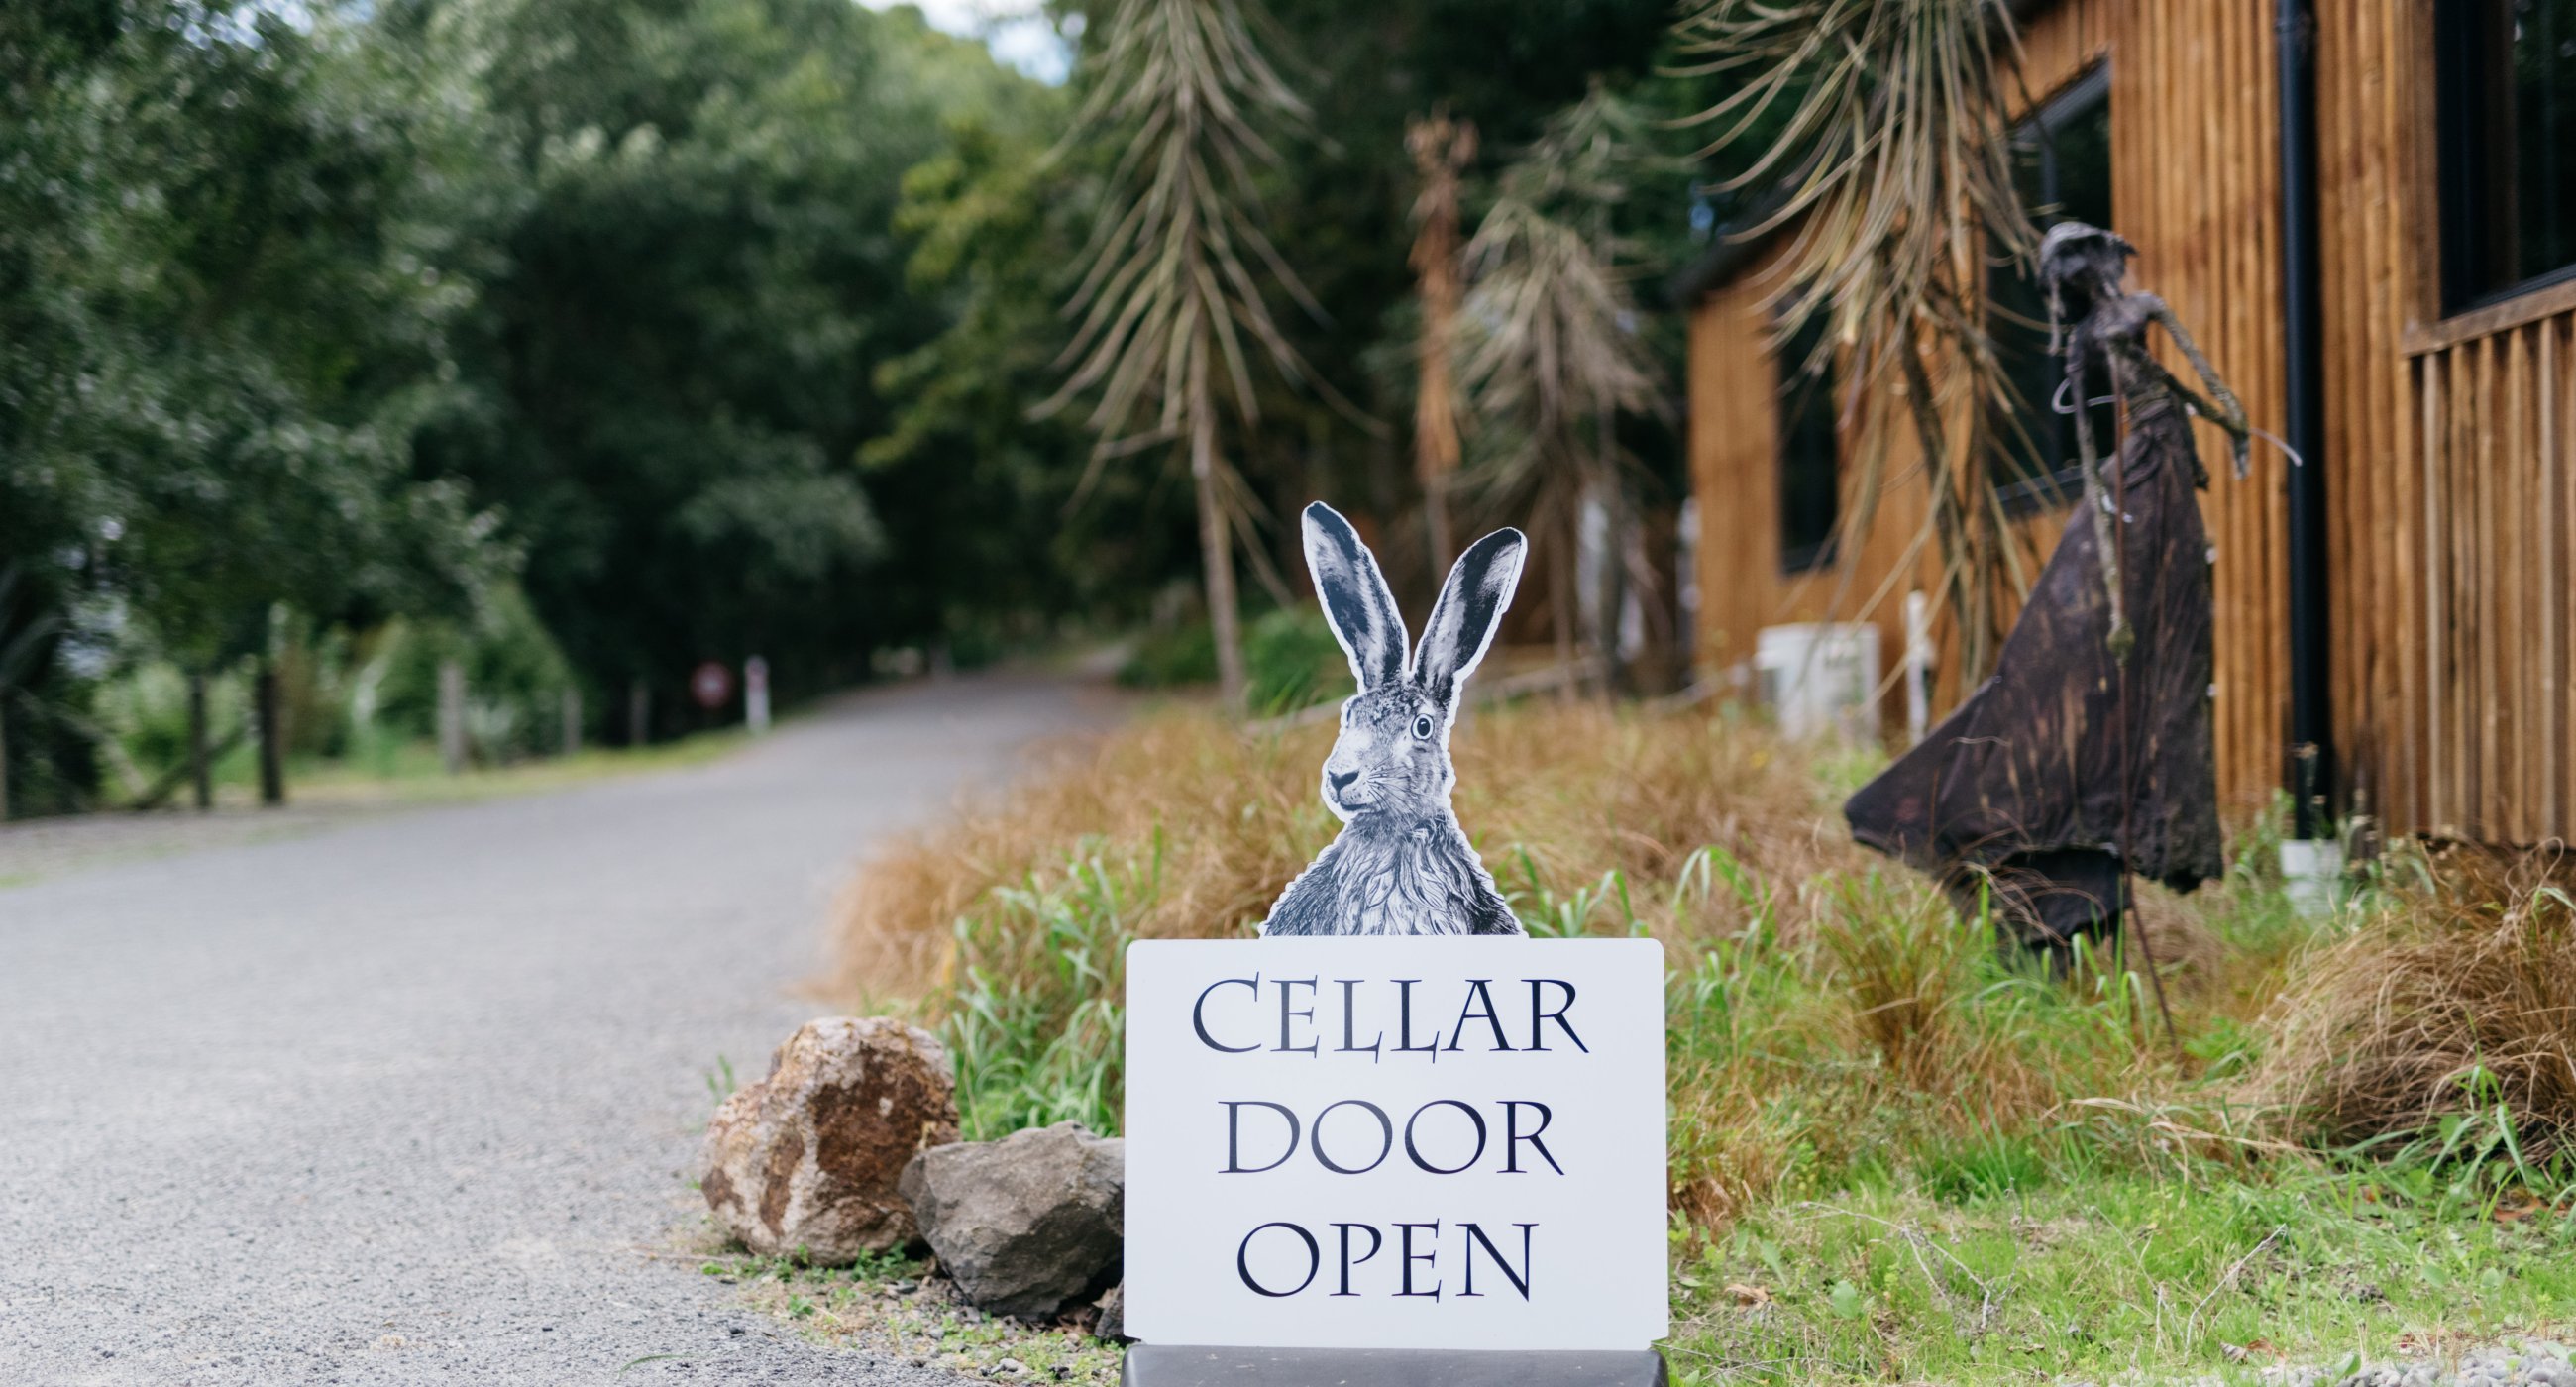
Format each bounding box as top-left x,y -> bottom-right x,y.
1845,223 -> 2252,968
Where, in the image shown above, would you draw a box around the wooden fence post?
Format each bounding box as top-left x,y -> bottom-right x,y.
256,661 -> 284,806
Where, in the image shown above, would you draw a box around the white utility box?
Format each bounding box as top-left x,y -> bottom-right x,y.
1754,622 -> 1881,741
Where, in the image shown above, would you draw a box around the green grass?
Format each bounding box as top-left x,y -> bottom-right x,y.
180,725 -> 752,809
938,844 -> 1147,1140
701,1250 -> 1123,1382
1667,1170 -> 2576,1385
912,830 -> 2576,1381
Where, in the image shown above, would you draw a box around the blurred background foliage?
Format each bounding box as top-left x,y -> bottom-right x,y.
0,0 -> 1761,815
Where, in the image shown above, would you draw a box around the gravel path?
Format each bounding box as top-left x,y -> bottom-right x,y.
2261,1340 -> 2576,1387
0,672 -> 1116,1386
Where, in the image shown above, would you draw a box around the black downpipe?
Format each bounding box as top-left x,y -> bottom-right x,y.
2276,0 -> 2333,839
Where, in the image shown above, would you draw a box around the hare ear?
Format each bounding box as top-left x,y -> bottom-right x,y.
1302,502 -> 1407,690
1413,526 -> 1526,708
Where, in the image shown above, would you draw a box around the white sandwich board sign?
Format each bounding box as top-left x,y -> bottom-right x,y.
1122,937 -> 1668,1351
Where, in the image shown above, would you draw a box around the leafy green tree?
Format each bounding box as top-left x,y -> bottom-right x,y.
407,0 -> 1027,729
865,112 -> 1200,655
2,1 -> 499,808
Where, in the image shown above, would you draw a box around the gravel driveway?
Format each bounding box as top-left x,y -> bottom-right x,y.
0,672 -> 1114,1386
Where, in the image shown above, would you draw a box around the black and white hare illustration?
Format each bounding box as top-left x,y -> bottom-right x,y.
1259,502 -> 1527,938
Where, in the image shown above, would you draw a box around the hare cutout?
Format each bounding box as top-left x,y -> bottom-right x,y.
1260,502 -> 1527,937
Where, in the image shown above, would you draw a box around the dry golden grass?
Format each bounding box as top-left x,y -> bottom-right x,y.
2250,847 -> 2576,1163
829,697 -> 1873,1007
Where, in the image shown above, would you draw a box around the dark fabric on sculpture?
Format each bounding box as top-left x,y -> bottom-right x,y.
1846,396 -> 2223,952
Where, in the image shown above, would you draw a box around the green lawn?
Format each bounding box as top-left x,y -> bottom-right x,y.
1667,1169 -> 2574,1384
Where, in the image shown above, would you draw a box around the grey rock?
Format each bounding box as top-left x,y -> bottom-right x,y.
1093,1281 -> 1126,1341
901,1121 -> 1124,1320
700,1016 -> 961,1262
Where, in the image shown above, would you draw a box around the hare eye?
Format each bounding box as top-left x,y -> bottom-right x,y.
1411,714 -> 1434,740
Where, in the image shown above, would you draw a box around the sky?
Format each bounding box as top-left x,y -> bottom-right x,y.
863,0 -> 1073,83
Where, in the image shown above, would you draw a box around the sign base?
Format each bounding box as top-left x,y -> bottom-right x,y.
1122,1345 -> 1667,1387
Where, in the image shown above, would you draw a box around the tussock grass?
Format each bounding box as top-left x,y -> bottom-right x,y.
2251,848 -> 2576,1168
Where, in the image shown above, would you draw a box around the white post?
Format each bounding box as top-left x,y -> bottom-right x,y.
437,659 -> 467,774
1902,589 -> 1934,747
2280,838 -> 2346,918
744,656 -> 771,736
1675,497 -> 1700,672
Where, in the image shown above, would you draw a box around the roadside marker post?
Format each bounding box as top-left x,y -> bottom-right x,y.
745,656 -> 771,735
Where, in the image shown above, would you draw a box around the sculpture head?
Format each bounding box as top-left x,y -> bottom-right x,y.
2040,220 -> 2136,340
1301,502 -> 1526,824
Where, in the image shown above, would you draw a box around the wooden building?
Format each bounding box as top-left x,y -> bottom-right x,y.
1678,0 -> 2576,844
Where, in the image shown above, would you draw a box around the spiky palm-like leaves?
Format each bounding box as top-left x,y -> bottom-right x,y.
1457,84 -> 1661,683
1038,0 -> 1319,708
1671,0 -> 2041,682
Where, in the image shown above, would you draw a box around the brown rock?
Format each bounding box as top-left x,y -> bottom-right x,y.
699,1016 -> 958,1262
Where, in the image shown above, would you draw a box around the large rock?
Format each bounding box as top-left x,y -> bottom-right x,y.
899,1122 -> 1124,1320
699,1016 -> 958,1262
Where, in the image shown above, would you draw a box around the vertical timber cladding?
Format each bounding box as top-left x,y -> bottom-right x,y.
1680,249 -> 1932,710
1685,0 -> 2576,841
2076,0 -> 2294,823
2327,1 -> 2576,845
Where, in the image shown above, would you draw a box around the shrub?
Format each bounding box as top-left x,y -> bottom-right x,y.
2249,849 -> 2576,1170
1116,607 -> 1354,714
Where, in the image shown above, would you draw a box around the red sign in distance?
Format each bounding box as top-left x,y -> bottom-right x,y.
690,661 -> 734,710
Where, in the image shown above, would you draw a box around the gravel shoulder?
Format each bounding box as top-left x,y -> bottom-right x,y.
0,672 -> 1118,1386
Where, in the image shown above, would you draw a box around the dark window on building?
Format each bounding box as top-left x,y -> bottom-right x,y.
1776,312 -> 1840,574
1988,65 -> 2115,509
2437,0 -> 2576,312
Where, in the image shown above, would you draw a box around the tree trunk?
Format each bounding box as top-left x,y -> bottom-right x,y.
0,699 -> 11,823
255,660 -> 284,807
1551,502 -> 1579,700
1409,113 -> 1472,581
1900,342 -> 2001,685
627,679 -> 650,748
561,687 -> 582,757
1421,473 -> 1455,582
187,672 -> 211,810
1189,374 -> 1246,711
